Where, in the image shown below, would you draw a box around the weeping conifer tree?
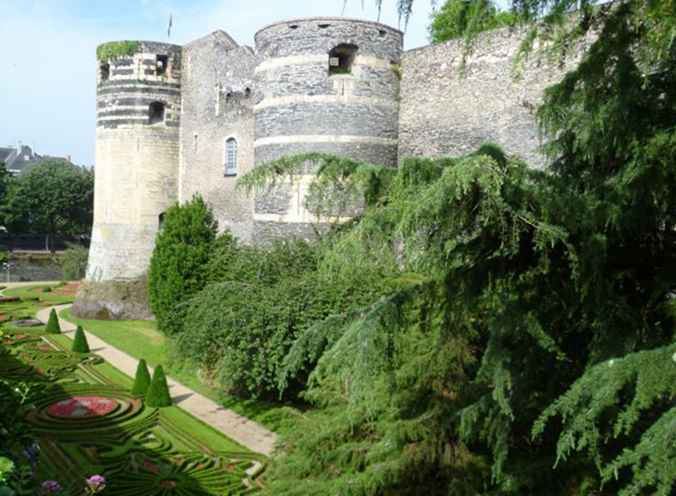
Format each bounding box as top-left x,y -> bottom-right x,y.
232,1 -> 676,493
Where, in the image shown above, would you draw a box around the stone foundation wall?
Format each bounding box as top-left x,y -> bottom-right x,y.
71,278 -> 153,321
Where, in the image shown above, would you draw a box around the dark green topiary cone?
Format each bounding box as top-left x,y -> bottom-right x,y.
71,325 -> 90,353
45,308 -> 61,334
131,359 -> 152,396
145,365 -> 172,407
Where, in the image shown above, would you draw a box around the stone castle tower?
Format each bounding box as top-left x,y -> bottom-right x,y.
76,17 -> 569,319
252,19 -> 402,240
89,42 -> 182,285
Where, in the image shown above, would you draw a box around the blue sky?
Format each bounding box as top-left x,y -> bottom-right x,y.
0,0 -> 439,165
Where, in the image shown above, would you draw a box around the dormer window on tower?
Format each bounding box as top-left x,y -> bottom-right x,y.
156,55 -> 169,76
329,44 -> 358,76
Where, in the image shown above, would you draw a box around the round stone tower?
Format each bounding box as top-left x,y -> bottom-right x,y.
253,17 -> 403,242
74,41 -> 182,319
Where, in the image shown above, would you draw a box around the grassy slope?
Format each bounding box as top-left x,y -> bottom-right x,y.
60,308 -> 294,434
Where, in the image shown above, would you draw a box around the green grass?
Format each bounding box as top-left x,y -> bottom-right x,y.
4,283 -> 75,305
60,308 -> 295,433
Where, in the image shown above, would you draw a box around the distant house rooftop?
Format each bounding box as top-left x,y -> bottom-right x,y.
0,144 -> 71,175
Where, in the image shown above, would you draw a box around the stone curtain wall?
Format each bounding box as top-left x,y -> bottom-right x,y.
398,28 -> 574,168
179,32 -> 259,242
253,17 -> 403,242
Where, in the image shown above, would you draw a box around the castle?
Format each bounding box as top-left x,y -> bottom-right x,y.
76,17 -> 568,319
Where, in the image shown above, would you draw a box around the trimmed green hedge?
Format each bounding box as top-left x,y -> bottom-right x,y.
131,359 -> 151,396
146,365 -> 172,407
71,326 -> 90,353
45,309 -> 61,334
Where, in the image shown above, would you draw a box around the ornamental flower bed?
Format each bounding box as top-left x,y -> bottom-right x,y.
46,396 -> 117,418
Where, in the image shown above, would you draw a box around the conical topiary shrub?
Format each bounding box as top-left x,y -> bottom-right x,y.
45,308 -> 61,334
131,359 -> 152,396
71,325 -> 90,353
145,365 -> 172,407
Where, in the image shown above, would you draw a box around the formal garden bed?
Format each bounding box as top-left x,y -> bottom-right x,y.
0,289 -> 265,495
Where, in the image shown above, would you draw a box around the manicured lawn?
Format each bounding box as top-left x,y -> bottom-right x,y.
3,283 -> 76,305
60,308 -> 296,434
1,296 -> 262,495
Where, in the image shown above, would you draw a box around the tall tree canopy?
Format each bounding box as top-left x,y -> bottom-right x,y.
4,160 -> 93,246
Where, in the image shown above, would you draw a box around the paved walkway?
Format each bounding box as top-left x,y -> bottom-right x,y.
32,301 -> 278,456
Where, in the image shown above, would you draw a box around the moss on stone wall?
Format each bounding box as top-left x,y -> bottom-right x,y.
97,41 -> 140,61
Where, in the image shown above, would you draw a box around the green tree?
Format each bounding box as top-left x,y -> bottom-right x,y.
131,359 -> 151,396
145,365 -> 172,408
71,326 -> 90,353
148,195 -> 216,335
4,160 -> 93,250
429,0 -> 515,43
45,309 -> 61,334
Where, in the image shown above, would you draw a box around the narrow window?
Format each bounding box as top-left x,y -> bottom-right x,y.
225,138 -> 238,176
215,83 -> 222,115
193,133 -> 198,152
156,54 -> 169,76
158,212 -> 166,229
149,101 -> 165,124
244,87 -> 251,98
100,62 -> 110,81
329,44 -> 358,76
318,23 -> 331,29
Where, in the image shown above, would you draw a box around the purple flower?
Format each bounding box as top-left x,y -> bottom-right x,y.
41,480 -> 62,494
86,474 -> 106,493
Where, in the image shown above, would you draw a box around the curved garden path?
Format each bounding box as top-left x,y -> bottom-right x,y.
31,300 -> 277,456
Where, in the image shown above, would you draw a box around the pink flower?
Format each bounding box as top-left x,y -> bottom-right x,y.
41,480 -> 62,494
86,474 -> 106,493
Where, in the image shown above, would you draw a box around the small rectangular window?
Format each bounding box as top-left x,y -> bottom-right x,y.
156,55 -> 169,76
149,101 -> 165,124
100,63 -> 110,81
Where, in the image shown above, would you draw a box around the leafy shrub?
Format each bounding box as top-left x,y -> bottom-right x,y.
71,326 -> 90,353
61,245 -> 88,280
176,237 -> 393,399
148,195 -> 216,335
131,359 -> 151,396
146,365 -> 172,407
45,309 -> 61,334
